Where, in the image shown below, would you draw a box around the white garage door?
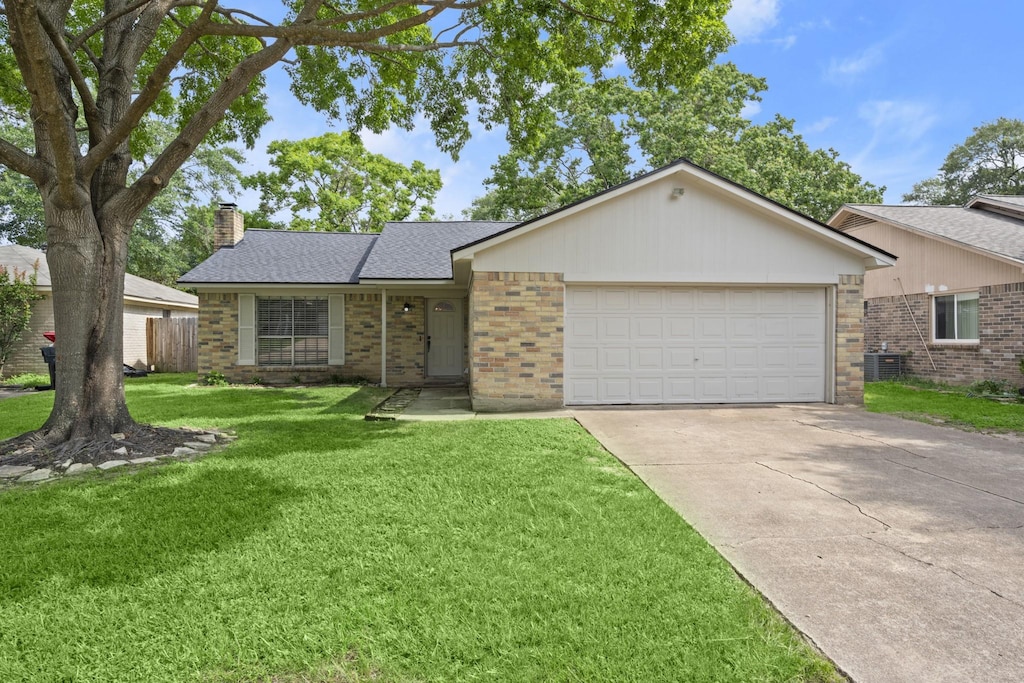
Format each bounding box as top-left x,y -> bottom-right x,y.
565,286 -> 827,404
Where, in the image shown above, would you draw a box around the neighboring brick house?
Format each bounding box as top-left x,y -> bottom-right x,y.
1,245 -> 198,376
830,195 -> 1024,386
180,159 -> 894,410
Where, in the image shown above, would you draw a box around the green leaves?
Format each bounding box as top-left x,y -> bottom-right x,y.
0,262 -> 43,376
469,64 -> 883,223
904,118 -> 1024,205
242,132 -> 442,233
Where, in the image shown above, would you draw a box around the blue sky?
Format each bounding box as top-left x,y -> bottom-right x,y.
238,0 -> 1024,218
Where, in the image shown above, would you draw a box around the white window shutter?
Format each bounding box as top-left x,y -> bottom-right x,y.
328,294 -> 345,365
238,294 -> 256,365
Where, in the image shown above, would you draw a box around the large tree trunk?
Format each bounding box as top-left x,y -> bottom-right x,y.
40,191 -> 135,442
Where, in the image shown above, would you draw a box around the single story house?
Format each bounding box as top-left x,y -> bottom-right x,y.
180,159 -> 895,410
830,195 -> 1024,385
1,244 -> 199,376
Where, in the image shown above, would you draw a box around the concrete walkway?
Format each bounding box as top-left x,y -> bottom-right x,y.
398,387 -> 571,421
573,404 -> 1024,683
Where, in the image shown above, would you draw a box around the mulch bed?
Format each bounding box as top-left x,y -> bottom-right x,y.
0,424 -> 214,471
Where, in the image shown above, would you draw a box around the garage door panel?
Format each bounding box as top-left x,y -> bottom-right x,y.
667,317 -> 695,339
601,347 -> 630,371
634,377 -> 664,402
666,347 -> 697,369
633,317 -> 663,339
634,347 -> 663,370
699,317 -> 727,339
567,347 -> 599,371
601,378 -> 631,402
602,317 -> 630,340
567,316 -> 598,342
565,286 -> 826,405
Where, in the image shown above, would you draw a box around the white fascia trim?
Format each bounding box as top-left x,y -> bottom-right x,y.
357,279 -> 457,286
123,295 -> 198,310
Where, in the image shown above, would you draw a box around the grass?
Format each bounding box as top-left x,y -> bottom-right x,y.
866,379 -> 1024,433
0,374 -> 837,682
0,372 -> 50,388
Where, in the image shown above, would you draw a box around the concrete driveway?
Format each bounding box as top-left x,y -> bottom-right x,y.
573,404 -> 1024,683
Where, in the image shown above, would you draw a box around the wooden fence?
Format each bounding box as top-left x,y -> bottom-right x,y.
146,317 -> 198,373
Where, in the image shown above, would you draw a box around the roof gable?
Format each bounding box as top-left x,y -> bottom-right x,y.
832,204 -> 1024,266
453,158 -> 895,265
1,244 -> 197,307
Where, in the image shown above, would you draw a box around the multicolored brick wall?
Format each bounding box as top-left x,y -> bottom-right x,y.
5,295 -> 54,376
469,272 -> 564,411
836,274 -> 865,404
197,292 -> 432,385
864,282 -> 1024,385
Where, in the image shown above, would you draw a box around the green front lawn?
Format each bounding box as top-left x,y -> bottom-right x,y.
866,380 -> 1024,433
0,375 -> 836,682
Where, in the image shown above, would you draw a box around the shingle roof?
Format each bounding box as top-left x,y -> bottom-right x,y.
843,204 -> 1024,264
0,244 -> 198,307
178,230 -> 378,284
359,221 -> 517,279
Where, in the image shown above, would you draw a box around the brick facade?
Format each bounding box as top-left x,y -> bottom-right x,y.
836,274 -> 865,404
864,281 -> 1024,386
197,292 -> 433,385
469,272 -> 564,411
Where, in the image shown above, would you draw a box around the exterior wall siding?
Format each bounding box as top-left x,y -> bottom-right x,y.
864,282 -> 1024,386
4,296 -> 194,376
197,291 -> 432,385
836,275 -> 865,404
471,175 -> 867,284
4,295 -> 54,376
469,272 -> 564,411
847,222 -> 1024,298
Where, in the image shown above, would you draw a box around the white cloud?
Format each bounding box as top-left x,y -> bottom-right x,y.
826,44 -> 885,81
740,100 -> 762,119
770,34 -> 797,50
801,116 -> 838,135
725,0 -> 780,42
857,100 -> 938,143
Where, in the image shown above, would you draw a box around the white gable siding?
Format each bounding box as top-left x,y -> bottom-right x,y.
472,175 -> 865,283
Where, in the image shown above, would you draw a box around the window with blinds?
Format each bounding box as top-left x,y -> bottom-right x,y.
257,297 -> 329,365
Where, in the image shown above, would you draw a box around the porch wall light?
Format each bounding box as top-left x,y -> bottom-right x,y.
402,302 -> 413,312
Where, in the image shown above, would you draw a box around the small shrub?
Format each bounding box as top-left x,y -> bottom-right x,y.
250,376 -> 264,385
292,374 -> 303,384
967,379 -> 1012,396
203,371 -> 228,386
0,372 -> 50,388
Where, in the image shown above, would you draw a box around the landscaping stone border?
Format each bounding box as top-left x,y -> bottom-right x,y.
0,428 -> 237,490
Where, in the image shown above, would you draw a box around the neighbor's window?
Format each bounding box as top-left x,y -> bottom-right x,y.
933,292 -> 978,342
257,297 -> 328,365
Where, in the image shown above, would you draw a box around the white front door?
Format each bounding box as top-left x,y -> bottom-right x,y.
427,298 -> 463,377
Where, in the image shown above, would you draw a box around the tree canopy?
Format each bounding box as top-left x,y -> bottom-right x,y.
467,64 -> 883,223
903,118 -> 1024,205
0,0 -> 732,442
244,132 -> 441,233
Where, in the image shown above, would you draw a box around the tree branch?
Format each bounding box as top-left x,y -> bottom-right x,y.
0,138 -> 46,181
7,0 -> 79,199
81,0 -> 217,177
35,7 -> 103,145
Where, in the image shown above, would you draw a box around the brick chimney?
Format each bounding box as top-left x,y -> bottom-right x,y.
214,202 -> 244,249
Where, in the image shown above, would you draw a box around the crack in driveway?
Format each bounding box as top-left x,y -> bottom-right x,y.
864,534 -> 1024,610
755,461 -> 892,530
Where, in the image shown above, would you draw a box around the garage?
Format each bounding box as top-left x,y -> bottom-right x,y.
564,285 -> 828,404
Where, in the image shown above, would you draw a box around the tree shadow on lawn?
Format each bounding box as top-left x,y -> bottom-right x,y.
0,465 -> 303,601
